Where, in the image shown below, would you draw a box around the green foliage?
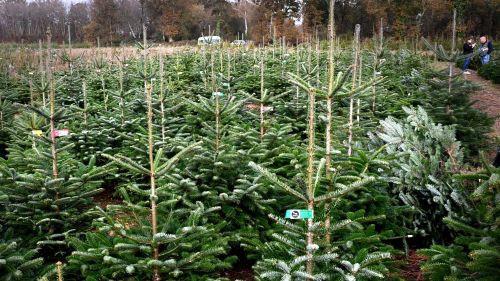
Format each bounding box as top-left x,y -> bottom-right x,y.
67,202 -> 230,280
0,238 -> 43,281
0,41 -> 495,280
478,61 -> 500,84
418,158 -> 500,280
250,152 -> 394,280
378,106 -> 467,243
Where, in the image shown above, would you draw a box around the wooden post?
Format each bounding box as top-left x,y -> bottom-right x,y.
306,85 -> 316,279
146,83 -> 160,281
260,50 -> 265,140
56,261 -> 63,281
357,56 -> 362,124
348,24 -> 361,157
159,55 -> 166,142
325,0 -> 335,245
46,28 -> 58,180
82,81 -> 88,126
449,9 -> 456,94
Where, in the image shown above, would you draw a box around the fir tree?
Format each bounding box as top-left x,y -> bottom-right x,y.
378,106 -> 468,243
419,156 -> 499,281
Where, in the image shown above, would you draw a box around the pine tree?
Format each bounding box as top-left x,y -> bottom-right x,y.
0,238 -> 43,281
378,106 -> 468,243
250,73 -> 391,280
418,156 -> 500,281
65,35 -> 230,280
0,30 -> 110,275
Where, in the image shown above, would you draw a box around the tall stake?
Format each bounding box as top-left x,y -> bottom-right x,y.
46,28 -> 58,179
259,50 -> 265,140
215,93 -> 221,153
146,83 -> 160,281
448,9 -> 456,94
56,261 -> 63,281
306,86 -> 316,278
315,31 -> 320,85
118,61 -> 125,126
307,39 -> 312,73
348,24 -> 361,156
372,18 -> 383,112
324,0 -> 335,245
159,55 -> 166,142
67,24 -> 72,74
379,18 -> 384,50
210,48 -> 215,91
372,58 -> 377,113
82,81 -> 88,126
140,23 -> 160,281
38,39 -> 46,107
357,56 -> 362,124
211,47 -> 221,153
295,44 -> 300,110
100,68 -> 107,111
227,50 -> 231,89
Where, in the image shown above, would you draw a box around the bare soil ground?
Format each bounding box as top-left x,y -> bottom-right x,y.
432,62 -> 500,138
67,45 -> 193,61
400,250 -> 427,281
462,69 -> 500,138
220,266 -> 255,281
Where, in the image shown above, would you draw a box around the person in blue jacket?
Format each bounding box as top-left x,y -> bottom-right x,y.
479,35 -> 494,65
462,37 -> 476,74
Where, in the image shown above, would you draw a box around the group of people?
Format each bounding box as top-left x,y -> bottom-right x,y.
462,35 -> 494,74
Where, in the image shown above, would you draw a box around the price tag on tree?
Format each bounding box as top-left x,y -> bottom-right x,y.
285,209 -> 314,220
212,92 -> 224,98
32,130 -> 43,137
262,106 -> 274,113
52,129 -> 70,138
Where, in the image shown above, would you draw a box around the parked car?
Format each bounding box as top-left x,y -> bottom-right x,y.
198,36 -> 222,45
231,40 -> 247,46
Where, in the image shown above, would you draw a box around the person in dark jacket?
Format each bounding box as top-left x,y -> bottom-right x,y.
462,37 -> 475,74
479,35 -> 494,65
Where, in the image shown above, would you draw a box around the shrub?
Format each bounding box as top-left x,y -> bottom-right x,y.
478,61 -> 500,84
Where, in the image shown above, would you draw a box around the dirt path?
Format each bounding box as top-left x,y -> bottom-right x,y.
432,62 -> 499,143
462,69 -> 500,139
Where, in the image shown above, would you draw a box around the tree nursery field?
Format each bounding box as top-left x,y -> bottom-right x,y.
0,11 -> 499,281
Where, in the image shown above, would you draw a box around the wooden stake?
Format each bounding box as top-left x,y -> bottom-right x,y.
46,28 -> 58,180
215,92 -> 221,153
357,56 -> 362,124
159,55 -> 166,142
67,24 -> 72,74
118,61 -> 125,126
82,80 -> 88,126
260,50 -> 265,140
306,85 -> 316,279
348,24 -> 361,157
146,83 -> 160,281
325,0 -> 335,245
140,23 -> 160,281
56,261 -> 63,281
38,39 -> 46,107
449,9 -> 456,94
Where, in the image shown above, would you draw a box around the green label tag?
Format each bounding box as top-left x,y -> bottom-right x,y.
285,209 -> 314,219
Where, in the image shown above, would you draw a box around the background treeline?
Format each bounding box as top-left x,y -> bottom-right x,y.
0,0 -> 498,45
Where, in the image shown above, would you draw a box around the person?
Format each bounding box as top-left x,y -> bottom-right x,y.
479,35 -> 494,65
462,37 -> 475,74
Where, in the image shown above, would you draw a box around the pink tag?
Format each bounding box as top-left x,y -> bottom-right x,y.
52,129 -> 69,138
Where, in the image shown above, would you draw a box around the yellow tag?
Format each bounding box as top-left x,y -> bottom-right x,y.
32,130 -> 43,137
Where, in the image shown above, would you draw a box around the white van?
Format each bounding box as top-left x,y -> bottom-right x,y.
198,36 -> 222,45
231,40 -> 247,46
